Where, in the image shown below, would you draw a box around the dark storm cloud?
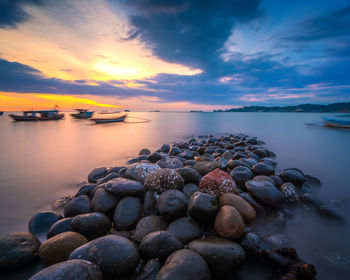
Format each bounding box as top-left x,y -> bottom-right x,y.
0,0 -> 44,28
124,0 -> 263,70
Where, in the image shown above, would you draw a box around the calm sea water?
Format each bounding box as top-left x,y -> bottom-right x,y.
1,111 -> 350,279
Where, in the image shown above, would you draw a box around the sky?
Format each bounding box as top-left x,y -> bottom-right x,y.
0,0 -> 349,111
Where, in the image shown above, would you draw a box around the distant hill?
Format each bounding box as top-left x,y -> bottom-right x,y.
213,102 -> 350,113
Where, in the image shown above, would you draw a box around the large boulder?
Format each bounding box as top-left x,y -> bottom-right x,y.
39,232 -> 88,266
29,211 -> 63,237
113,197 -> 142,230
29,259 -> 102,280
188,237 -> 246,276
144,168 -> 184,194
245,180 -> 284,208
64,196 -> 92,217
104,178 -> 145,198
214,205 -> 245,240
47,218 -> 73,239
156,190 -> 187,220
91,188 -> 118,214
219,193 -> 256,222
199,168 -> 239,197
168,217 -> 202,244
139,231 -> 183,261
125,163 -> 161,183
71,212 -> 112,240
193,161 -> 220,176
87,167 -> 108,183
279,168 -> 306,185
134,216 -> 169,243
157,249 -> 210,280
0,232 -> 40,271
69,235 -> 139,276
175,167 -> 202,184
188,192 -> 219,225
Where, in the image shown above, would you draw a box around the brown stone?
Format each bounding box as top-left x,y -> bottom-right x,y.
199,168 -> 239,197
214,205 -> 245,240
39,232 -> 88,266
219,193 -> 256,222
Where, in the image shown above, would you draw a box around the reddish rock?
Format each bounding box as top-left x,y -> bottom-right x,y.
199,168 -> 239,197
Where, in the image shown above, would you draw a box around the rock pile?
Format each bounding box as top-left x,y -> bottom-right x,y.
2,133 -> 338,279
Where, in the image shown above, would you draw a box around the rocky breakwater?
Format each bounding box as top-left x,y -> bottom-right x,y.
2,133 -> 342,279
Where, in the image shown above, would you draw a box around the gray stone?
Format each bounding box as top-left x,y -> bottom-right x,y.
125,163 -> 161,183
91,188 -> 118,214
47,218 -> 73,239
156,190 -> 187,220
144,168 -> 184,194
64,196 -> 92,217
113,197 -> 142,230
88,167 -> 108,183
105,177 -> 145,197
134,216 -> 169,243
168,217 -> 202,244
29,211 -> 63,237
245,180 -> 283,208
188,191 -> 219,225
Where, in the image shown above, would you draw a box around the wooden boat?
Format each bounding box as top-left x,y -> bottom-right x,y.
91,113 -> 126,124
9,110 -> 64,121
70,109 -> 94,119
0,111 -> 3,116
323,117 -> 350,129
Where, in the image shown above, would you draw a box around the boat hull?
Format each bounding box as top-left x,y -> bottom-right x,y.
10,114 -> 65,121
91,115 -> 126,124
70,112 -> 93,119
324,121 -> 350,129
0,112 -> 3,116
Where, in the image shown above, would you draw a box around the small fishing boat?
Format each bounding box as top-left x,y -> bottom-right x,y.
0,111 -> 3,116
323,117 -> 350,129
70,109 -> 94,119
91,113 -> 126,124
9,110 -> 64,121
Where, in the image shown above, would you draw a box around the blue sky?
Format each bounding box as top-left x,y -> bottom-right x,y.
0,0 -> 349,110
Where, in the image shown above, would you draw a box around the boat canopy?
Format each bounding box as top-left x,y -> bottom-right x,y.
74,109 -> 89,113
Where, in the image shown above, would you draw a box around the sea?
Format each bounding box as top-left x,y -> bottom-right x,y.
0,111 -> 350,279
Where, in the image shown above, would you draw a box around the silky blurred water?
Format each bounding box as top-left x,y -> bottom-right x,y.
0,111 -> 350,279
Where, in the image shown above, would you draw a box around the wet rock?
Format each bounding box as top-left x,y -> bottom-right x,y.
279,168 -> 306,185
265,234 -> 288,250
144,168 -> 184,194
193,161 -> 220,175
29,259 -> 102,280
227,159 -> 251,170
175,167 -> 202,184
137,258 -> 161,280
168,217 -> 202,244
125,163 -> 161,184
246,137 -> 258,145
180,149 -> 194,160
217,157 -> 229,170
214,205 -> 245,240
188,192 -> 219,225
239,192 -> 266,216
91,188 -> 118,214
234,151 -> 248,160
219,193 -> 256,222
300,193 -> 322,206
134,216 -> 169,243
114,197 -> 142,230
74,184 -> 96,199
222,151 -> 235,160
69,235 -> 139,276
188,236 -> 246,275
161,144 -> 170,153
156,190 -> 187,220
88,167 -> 108,183
105,177 -> 145,198
252,175 -> 276,185
29,211 -> 63,237
251,162 -> 275,176
64,195 -> 92,217
304,174 -> 321,186
157,157 -> 184,169
39,232 -> 88,266
47,218 -> 73,239
0,232 -> 41,271
252,148 -> 268,159
240,232 -> 271,258
182,183 -> 199,198
317,204 -> 344,221
269,175 -> 284,187
71,212 -> 112,240
184,159 -> 197,166
245,180 -> 283,208
51,196 -> 74,213
230,166 -> 253,187
169,147 -> 181,156
241,157 -> 258,167
147,152 -> 162,163
143,191 -> 157,216
156,249 -> 210,280
139,231 -> 183,261
199,168 -> 239,197
127,157 -> 140,165
139,148 -> 151,156
280,182 -> 299,203
260,157 -> 277,167
96,172 -> 120,185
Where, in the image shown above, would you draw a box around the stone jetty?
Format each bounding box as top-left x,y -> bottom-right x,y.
1,133 -> 342,279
